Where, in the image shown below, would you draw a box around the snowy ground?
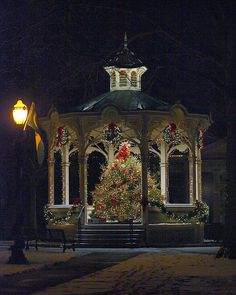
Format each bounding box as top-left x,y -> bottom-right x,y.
0,248 -> 78,276
32,252 -> 236,295
1,245 -> 236,294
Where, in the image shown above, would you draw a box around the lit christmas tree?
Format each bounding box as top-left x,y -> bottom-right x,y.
91,142 -> 161,222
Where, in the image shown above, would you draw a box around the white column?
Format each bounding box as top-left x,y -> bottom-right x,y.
108,144 -> 115,164
62,145 -> 70,205
48,151 -> 55,205
140,119 -> 149,228
78,154 -> 87,225
84,155 -> 88,209
195,146 -> 202,201
160,141 -> 168,201
188,153 -> 194,203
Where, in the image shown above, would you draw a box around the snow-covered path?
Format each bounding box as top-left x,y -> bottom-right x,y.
1,245 -> 236,294
32,252 -> 236,295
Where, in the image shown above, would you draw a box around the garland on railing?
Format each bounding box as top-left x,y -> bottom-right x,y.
44,198 -> 82,225
148,199 -> 209,223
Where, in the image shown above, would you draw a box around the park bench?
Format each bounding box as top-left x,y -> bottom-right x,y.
24,228 -> 76,252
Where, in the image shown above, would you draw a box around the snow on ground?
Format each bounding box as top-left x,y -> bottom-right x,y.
0,248 -> 78,276
1,246 -> 236,294
32,252 -> 236,295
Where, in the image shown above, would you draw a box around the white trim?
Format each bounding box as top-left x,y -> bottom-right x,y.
48,204 -> 72,209
165,203 -> 195,208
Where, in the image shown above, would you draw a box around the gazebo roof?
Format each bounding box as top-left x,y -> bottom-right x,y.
69,90 -> 171,112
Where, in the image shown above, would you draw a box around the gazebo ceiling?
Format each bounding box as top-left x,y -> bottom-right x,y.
68,90 -> 171,113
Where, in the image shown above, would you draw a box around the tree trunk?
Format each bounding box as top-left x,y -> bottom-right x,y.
223,1 -> 236,258
224,98 -> 236,258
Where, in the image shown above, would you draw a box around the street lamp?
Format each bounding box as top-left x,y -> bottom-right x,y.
12,99 -> 28,125
7,99 -> 29,264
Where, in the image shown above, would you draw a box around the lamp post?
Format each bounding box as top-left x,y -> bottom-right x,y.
7,99 -> 29,264
12,99 -> 28,125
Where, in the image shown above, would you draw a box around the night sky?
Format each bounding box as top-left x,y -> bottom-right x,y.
0,0 -> 233,232
0,1 -> 229,122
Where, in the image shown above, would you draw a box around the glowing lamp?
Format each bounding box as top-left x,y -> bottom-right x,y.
12,99 -> 28,125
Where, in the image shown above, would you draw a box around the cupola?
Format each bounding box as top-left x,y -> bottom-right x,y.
104,33 -> 147,91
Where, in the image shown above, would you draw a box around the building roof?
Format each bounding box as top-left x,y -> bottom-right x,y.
70,90 -> 170,112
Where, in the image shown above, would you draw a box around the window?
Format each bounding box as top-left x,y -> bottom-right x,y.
168,149 -> 189,203
119,70 -> 127,87
131,71 -> 137,87
54,152 -> 62,205
111,71 -> 116,88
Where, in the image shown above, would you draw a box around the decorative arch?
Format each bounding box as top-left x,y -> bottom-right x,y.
167,144 -> 192,204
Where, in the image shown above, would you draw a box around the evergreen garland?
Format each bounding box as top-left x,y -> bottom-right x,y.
44,204 -> 80,225
149,199 -> 209,223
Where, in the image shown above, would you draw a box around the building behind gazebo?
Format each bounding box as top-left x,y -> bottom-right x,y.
41,36 -> 210,246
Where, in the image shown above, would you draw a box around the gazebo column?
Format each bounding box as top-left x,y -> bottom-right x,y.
78,154 -> 87,225
140,120 -> 149,229
62,145 -> 70,205
160,142 -> 168,201
188,153 -> 194,203
108,143 -> 115,164
84,155 -> 88,218
48,151 -> 55,205
195,146 -> 202,201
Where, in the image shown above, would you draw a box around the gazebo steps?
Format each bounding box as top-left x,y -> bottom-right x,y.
75,224 -> 145,248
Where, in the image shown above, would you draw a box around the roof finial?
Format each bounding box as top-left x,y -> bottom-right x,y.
124,32 -> 128,49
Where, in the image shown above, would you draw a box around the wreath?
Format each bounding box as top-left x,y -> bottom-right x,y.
103,122 -> 122,144
163,123 -> 181,146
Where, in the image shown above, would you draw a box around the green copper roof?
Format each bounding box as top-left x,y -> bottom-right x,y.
70,90 -> 170,112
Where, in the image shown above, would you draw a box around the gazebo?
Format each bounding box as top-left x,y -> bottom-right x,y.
40,36 -> 210,245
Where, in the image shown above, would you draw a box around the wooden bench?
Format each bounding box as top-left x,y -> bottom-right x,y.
24,228 -> 76,252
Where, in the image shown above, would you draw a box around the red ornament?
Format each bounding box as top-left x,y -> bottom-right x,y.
170,123 -> 176,132
117,148 -> 128,160
117,142 -> 130,160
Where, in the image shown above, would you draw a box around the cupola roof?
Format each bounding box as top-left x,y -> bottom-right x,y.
105,33 -> 143,68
